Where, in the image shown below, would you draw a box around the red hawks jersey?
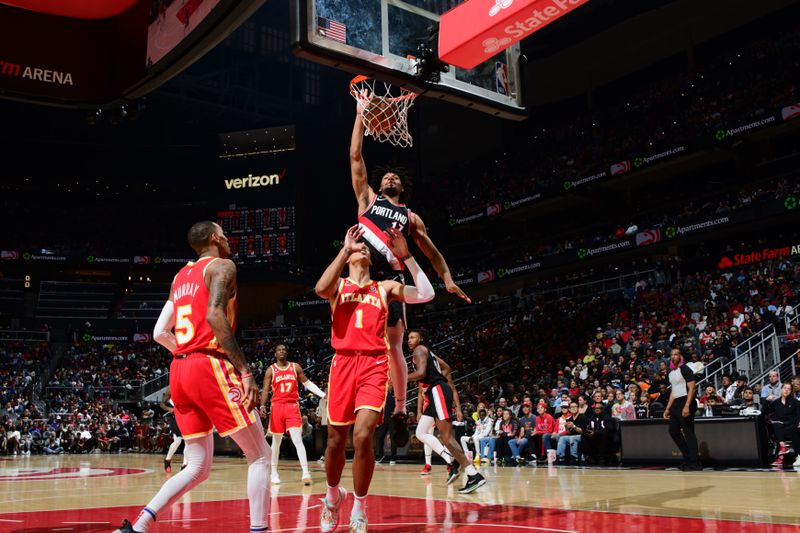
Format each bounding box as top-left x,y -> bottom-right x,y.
172,257 -> 237,356
331,279 -> 389,353
271,363 -> 299,403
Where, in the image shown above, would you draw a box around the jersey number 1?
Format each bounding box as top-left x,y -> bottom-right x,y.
355,309 -> 364,329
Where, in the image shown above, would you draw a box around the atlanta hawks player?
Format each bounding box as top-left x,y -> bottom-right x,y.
259,344 -> 326,486
114,221 -> 271,533
350,102 -> 471,445
315,224 -> 434,533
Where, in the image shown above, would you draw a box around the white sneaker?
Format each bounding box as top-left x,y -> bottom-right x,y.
320,486 -> 347,533
271,472 -> 281,485
302,472 -> 312,486
794,454 -> 800,467
349,512 -> 367,532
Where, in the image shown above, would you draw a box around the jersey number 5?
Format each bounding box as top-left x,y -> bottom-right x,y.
175,305 -> 195,345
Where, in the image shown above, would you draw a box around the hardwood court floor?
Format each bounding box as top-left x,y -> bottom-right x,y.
0,454 -> 798,531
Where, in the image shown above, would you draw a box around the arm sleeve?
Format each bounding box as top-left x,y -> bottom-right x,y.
402,257 -> 435,304
303,380 -> 326,398
153,301 -> 176,352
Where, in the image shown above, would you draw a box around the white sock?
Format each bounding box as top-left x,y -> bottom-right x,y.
165,435 -> 182,461
270,434 -> 282,475
424,444 -> 432,466
465,465 -> 478,476
230,419 -> 272,530
326,484 -> 341,504
352,494 -> 367,517
288,427 -> 309,474
135,434 -> 214,532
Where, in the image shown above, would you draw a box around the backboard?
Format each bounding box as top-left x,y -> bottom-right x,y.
292,0 -> 526,120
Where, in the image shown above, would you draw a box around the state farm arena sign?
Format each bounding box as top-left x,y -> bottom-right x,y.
717,244 -> 800,269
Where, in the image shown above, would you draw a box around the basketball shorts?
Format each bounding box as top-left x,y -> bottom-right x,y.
269,401 -> 302,435
165,413 -> 182,437
422,383 -> 453,421
375,271 -> 407,327
169,353 -> 258,439
327,350 -> 389,426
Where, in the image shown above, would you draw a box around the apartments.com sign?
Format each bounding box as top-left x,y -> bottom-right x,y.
224,171 -> 284,190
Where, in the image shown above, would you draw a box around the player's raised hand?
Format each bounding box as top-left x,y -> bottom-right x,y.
343,224 -> 366,256
385,226 -> 409,259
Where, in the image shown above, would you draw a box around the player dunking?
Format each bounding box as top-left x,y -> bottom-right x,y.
159,388 -> 187,473
259,344 -> 326,486
315,225 -> 434,532
350,102 -> 471,444
114,221 -> 271,533
407,330 -> 485,493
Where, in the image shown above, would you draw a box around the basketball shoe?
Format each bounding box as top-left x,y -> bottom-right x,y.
446,461 -> 461,485
321,486 -> 347,532
458,472 -> 486,494
420,464 -> 432,475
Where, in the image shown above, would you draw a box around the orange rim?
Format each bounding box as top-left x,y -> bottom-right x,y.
349,75 -> 418,103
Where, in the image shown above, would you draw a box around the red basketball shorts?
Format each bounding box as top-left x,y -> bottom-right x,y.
327,350 -> 389,426
269,401 -> 302,435
169,353 -> 258,439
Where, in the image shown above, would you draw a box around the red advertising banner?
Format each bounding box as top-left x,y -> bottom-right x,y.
439,0 -> 590,70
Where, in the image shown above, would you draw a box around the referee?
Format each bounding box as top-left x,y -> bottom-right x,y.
664,348 -> 702,471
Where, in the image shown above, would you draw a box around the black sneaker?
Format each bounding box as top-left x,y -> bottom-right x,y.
458,473 -> 486,494
112,519 -> 140,533
446,461 -> 461,485
686,463 -> 703,471
391,412 -> 410,448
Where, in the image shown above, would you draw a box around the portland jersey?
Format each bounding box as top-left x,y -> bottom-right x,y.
331,279 -> 389,353
420,348 -> 448,391
358,195 -> 412,272
271,363 -> 299,404
172,256 -> 237,356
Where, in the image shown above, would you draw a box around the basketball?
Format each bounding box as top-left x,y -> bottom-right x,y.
364,97 -> 397,134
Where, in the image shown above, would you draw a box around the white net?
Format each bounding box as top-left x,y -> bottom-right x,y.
350,75 -> 418,148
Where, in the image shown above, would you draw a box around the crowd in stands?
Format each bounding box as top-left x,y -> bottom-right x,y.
0,250 -> 798,463
426,21 -> 800,219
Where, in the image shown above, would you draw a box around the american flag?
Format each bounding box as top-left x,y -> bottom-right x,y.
318,16 -> 346,44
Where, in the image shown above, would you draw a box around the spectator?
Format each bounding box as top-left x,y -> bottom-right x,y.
509,403 -> 534,465
583,403 -> 616,466
532,402 -> 557,463
762,370 -> 782,403
495,409 -> 518,465
766,383 -> 800,467
462,408 -> 492,462
611,389 -> 635,421
557,402 -> 586,464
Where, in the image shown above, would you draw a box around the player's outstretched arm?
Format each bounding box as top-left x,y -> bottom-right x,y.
410,212 -> 471,304
205,258 -> 257,408
407,345 -> 429,382
153,283 -> 177,352
384,227 -> 434,304
351,102 -> 375,213
315,225 -> 365,300
296,363 -> 326,398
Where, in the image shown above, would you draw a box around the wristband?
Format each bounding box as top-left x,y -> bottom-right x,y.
240,372 -> 253,379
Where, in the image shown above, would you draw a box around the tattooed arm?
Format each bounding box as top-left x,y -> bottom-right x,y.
205,258 -> 257,408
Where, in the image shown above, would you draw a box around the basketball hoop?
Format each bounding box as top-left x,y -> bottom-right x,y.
350,75 -> 418,148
